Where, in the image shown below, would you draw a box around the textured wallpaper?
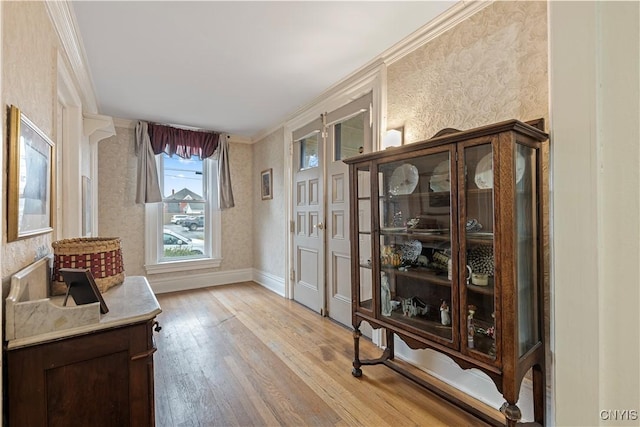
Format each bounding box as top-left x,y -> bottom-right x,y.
221,142 -> 254,270
98,127 -> 254,276
98,127 -> 146,275
387,1 -> 548,143
1,1 -> 58,281
252,128 -> 285,278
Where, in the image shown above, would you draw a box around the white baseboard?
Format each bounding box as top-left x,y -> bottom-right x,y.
148,268 -> 253,294
393,339 -> 546,423
251,269 -> 286,297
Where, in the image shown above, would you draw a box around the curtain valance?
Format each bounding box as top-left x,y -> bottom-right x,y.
148,122 -> 220,159
135,120 -> 235,209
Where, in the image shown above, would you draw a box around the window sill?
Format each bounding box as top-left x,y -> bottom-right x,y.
145,257 -> 222,275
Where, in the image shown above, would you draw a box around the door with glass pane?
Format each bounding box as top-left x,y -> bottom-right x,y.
293,125 -> 325,313
376,147 -> 458,347
459,141 -> 498,363
325,107 -> 372,326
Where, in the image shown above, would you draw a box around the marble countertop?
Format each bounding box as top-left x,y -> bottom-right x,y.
7,276 -> 162,350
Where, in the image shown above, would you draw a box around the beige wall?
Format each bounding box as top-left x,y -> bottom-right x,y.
1,1 -> 58,282
98,126 -> 145,275
384,1 -> 549,420
387,1 -> 548,142
252,128 -> 285,279
97,127 -> 254,277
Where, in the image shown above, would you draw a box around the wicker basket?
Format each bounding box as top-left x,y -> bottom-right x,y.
51,237 -> 125,296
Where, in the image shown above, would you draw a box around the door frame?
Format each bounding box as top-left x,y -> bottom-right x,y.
284,64 -> 386,304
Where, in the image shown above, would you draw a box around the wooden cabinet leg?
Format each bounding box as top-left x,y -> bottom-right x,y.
352,328 -> 363,377
385,328 -> 395,360
500,402 -> 522,427
533,363 -> 546,425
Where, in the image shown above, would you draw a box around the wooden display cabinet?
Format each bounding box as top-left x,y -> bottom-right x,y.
344,119 -> 548,426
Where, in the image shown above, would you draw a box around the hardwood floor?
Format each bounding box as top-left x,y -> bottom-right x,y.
154,282 -> 494,426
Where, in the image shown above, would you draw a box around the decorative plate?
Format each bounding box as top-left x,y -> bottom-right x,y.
474,152 -> 526,189
401,240 -> 422,264
389,164 -> 419,195
429,160 -> 450,192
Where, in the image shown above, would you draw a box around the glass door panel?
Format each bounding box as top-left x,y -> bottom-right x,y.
356,166 -> 373,312
463,144 -> 496,359
515,144 -> 539,356
377,150 -> 455,344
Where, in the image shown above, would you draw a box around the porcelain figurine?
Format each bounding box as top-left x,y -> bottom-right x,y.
381,272 -> 392,316
440,301 -> 451,326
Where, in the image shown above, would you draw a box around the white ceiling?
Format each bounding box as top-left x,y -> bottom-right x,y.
72,1 -> 457,139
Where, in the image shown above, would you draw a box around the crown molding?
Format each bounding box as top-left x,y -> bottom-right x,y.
381,0 -> 493,65
251,0 -> 492,143
113,117 -> 135,129
46,1 -> 99,114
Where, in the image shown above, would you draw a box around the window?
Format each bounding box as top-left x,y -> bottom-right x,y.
145,153 -> 221,273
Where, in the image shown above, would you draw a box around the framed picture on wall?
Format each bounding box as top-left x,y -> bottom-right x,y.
261,168 -> 273,200
7,105 -> 54,242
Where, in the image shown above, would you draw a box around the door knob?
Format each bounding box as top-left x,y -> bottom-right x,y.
317,222 -> 325,230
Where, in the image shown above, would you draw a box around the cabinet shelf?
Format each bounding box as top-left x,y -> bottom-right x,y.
382,266 -> 450,287
384,310 -> 452,340
466,283 -> 495,296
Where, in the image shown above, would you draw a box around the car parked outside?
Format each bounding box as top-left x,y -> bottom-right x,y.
170,214 -> 189,224
181,215 -> 204,231
163,229 -> 204,255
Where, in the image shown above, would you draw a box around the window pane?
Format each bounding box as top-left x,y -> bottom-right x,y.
161,154 -> 206,259
300,134 -> 319,170
334,112 -> 365,161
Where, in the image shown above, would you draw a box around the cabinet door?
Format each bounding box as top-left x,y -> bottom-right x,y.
377,147 -> 458,347
514,143 -> 541,357
459,142 -> 498,362
352,163 -> 375,318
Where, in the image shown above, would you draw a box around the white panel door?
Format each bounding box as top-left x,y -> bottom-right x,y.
292,129 -> 325,313
325,105 -> 372,326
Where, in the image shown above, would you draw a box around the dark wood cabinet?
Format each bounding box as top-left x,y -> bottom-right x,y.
7,319 -> 158,426
344,119 -> 548,426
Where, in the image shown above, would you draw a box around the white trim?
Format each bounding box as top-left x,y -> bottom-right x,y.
83,113 -> 115,144
381,0 -> 493,66
145,257 -> 223,275
113,117 -> 135,129
45,1 -> 99,114
252,269 -> 286,297
394,342 -> 541,422
284,65 -> 384,302
149,268 -> 253,294
57,51 -> 85,239
251,1 -> 490,143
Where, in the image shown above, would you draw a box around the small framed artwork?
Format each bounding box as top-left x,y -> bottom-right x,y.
7,105 -> 55,242
261,168 -> 273,200
60,268 -> 109,314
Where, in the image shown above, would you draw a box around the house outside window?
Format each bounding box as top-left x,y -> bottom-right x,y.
145,153 -> 221,273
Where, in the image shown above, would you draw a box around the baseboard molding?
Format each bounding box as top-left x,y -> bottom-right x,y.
394,340 -> 539,422
251,269 -> 286,297
148,268 -> 253,294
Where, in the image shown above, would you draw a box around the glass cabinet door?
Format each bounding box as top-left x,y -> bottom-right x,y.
515,143 -> 540,357
355,165 -> 374,314
377,149 -> 456,345
462,144 -> 497,359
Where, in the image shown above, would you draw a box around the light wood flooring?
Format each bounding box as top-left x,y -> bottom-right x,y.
154,282 -> 495,426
